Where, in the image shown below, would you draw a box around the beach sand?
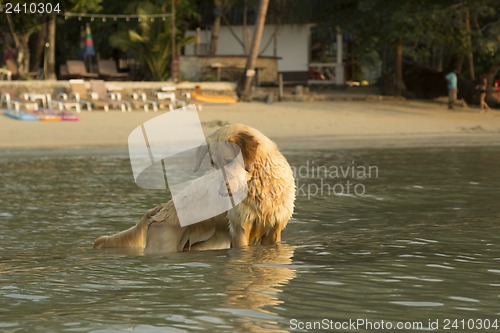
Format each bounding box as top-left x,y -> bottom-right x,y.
1,100 -> 499,150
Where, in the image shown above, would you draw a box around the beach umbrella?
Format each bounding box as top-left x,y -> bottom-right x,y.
83,23 -> 95,72
84,23 -> 95,57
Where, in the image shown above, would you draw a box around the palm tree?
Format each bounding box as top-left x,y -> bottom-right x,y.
109,2 -> 195,81
238,0 -> 269,100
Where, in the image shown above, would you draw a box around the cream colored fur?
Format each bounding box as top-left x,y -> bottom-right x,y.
93,123 -> 295,253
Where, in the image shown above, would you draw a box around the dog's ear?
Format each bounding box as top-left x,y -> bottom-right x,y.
193,144 -> 208,172
229,131 -> 259,169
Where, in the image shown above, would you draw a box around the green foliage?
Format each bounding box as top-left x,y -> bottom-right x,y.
109,1 -> 195,81
70,0 -> 102,12
313,0 -> 499,76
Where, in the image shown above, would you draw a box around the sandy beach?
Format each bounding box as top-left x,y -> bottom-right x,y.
1,100 -> 500,150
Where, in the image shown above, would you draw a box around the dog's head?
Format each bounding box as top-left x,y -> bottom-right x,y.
193,126 -> 260,197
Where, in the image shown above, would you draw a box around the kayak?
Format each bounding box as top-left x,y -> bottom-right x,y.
3,109 -> 39,121
60,112 -> 80,121
33,109 -> 80,121
191,92 -> 237,104
38,114 -> 62,121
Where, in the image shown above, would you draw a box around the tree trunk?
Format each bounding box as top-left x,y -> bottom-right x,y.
31,22 -> 47,73
46,16 -> 57,80
16,35 -> 31,79
394,38 -> 405,96
242,0 -> 250,54
238,0 -> 269,101
171,0 -> 178,82
436,45 -> 443,72
464,6 -> 475,80
6,13 -> 32,79
209,0 -> 222,56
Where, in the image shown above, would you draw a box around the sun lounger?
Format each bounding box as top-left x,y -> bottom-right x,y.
117,91 -> 158,112
5,59 -> 18,79
147,91 -> 180,111
0,68 -> 12,80
97,59 -> 129,81
0,92 -> 39,111
146,92 -> 175,111
54,79 -> 122,112
89,80 -> 130,112
51,91 -> 82,113
147,86 -> 189,111
66,60 -> 98,79
102,83 -> 157,112
51,79 -> 92,111
59,64 -> 69,80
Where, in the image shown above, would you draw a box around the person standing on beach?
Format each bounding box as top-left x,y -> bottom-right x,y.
494,79 -> 500,106
476,75 -> 491,113
445,69 -> 458,110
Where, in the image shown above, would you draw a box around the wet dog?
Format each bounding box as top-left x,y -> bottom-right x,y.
94,124 -> 295,253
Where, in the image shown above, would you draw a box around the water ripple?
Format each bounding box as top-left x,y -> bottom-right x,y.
1,146 -> 500,331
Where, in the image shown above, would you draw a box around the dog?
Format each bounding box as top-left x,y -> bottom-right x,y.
94,123 -> 295,253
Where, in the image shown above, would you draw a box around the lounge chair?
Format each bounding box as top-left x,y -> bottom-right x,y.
147,86 -> 189,111
116,91 -> 158,112
103,83 -> 157,112
0,68 -> 12,80
1,92 -> 39,111
5,59 -> 18,79
88,80 -> 130,112
66,60 -> 98,79
3,59 -> 37,79
50,90 -> 82,113
146,91 -> 175,111
55,79 -> 125,112
59,64 -> 69,80
97,59 -> 128,81
51,79 -> 91,111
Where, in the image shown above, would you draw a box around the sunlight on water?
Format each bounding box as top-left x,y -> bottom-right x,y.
0,146 -> 499,332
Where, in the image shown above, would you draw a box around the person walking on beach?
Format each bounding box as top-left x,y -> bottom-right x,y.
445,69 -> 458,110
476,75 -> 491,113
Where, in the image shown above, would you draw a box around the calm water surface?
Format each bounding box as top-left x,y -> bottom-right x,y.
1,146 -> 499,332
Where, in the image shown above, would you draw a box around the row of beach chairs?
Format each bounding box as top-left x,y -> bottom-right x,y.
60,59 -> 129,81
0,59 -> 124,81
0,79 -> 191,113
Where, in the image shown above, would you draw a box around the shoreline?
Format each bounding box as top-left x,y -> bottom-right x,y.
1,100 -> 499,151
2,132 -> 500,151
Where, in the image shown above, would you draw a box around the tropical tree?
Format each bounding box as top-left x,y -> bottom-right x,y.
109,1 -> 194,81
238,0 -> 269,100
0,0 -> 44,78
45,0 -> 103,79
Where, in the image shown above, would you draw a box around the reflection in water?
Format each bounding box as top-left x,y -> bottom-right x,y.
221,245 -> 296,333
0,146 -> 500,332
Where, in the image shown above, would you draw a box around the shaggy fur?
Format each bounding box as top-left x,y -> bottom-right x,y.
93,123 -> 295,253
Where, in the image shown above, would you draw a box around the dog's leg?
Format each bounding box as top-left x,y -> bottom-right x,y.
230,224 -> 251,248
261,225 -> 282,245
93,225 -> 146,249
93,204 -> 163,249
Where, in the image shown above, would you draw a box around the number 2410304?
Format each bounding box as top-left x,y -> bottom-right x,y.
443,319 -> 499,330
4,3 -> 61,14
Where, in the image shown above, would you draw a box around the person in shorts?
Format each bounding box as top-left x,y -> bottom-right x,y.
445,69 -> 459,110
